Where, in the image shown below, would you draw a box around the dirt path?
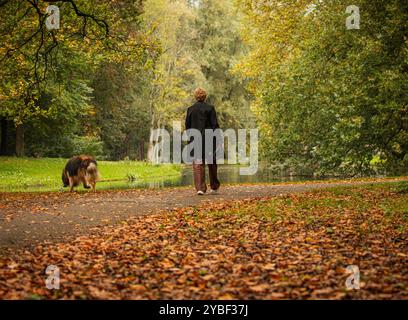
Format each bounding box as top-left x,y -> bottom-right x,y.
0,180 -> 403,251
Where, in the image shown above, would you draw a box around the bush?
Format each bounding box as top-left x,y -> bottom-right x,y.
71,136 -> 105,159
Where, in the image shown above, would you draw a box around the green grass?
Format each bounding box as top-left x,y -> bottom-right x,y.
0,157 -> 182,193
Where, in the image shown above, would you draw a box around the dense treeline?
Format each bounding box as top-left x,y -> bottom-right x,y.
0,0 -> 251,160
1,0 -> 406,176
0,0 -> 152,159
235,0 -> 407,175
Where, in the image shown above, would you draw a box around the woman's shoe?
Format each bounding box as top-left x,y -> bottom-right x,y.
210,189 -> 219,195
197,191 -> 205,196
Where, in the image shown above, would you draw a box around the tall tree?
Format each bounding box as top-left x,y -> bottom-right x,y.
0,0 -> 147,156
193,0 -> 254,130
235,0 -> 408,175
142,0 -> 205,161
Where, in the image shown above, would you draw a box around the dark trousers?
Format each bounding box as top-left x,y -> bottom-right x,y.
193,160 -> 220,193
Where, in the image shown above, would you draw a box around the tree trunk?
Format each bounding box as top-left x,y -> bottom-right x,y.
15,124 -> 24,157
139,140 -> 145,160
0,118 -> 8,155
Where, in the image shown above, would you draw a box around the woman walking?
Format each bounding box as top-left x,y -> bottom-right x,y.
185,88 -> 221,195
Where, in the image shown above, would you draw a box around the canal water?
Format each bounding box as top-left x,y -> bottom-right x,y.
122,165 -> 318,189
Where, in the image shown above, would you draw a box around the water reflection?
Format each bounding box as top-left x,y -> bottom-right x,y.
114,165 -> 318,189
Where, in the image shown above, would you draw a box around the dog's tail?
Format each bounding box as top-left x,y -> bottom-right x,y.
62,170 -> 69,188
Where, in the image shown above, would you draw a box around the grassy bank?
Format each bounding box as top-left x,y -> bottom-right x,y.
0,157 -> 182,192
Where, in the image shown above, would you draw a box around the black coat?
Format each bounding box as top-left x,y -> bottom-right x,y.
185,101 -> 220,159
185,101 -> 219,133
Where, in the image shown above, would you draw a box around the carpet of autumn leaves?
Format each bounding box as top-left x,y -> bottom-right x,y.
0,182 -> 407,300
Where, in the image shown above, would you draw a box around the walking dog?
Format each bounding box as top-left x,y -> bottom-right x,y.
62,155 -> 99,192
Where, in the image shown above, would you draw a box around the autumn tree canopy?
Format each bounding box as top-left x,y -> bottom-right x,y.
235,0 -> 407,175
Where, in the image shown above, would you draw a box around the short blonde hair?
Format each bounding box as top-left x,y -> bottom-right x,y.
194,87 -> 207,102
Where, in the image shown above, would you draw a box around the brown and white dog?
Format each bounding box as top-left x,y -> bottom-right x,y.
62,155 -> 99,192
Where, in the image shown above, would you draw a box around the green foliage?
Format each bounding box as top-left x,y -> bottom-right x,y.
192,0 -> 255,129
71,136 -> 104,159
0,0 -> 156,158
236,0 -> 408,175
1,0 -> 251,160
142,0 -> 253,128
91,63 -> 151,160
23,59 -> 96,158
141,0 -> 254,161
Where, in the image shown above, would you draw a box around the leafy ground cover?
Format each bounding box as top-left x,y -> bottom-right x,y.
0,181 -> 406,299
